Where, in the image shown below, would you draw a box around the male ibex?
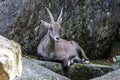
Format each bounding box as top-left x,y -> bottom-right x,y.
37,7 -> 89,68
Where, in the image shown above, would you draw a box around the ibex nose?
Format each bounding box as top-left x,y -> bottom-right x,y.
55,37 -> 60,41
56,37 -> 60,40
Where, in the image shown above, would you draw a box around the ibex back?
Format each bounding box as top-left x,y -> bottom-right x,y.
37,7 -> 89,68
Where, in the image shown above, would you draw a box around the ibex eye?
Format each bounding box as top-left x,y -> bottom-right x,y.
49,27 -> 53,31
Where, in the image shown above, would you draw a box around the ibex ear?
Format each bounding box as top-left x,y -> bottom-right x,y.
41,20 -> 50,27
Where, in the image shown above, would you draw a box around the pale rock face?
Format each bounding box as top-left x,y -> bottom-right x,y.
0,35 -> 22,80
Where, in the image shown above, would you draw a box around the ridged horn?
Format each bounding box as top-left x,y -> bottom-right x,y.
57,8 -> 63,22
45,7 -> 54,23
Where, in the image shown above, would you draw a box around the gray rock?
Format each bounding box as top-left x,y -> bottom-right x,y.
92,68 -> 120,80
14,58 -> 70,80
0,0 -> 120,59
27,59 -> 114,80
0,35 -> 22,80
0,0 -> 23,34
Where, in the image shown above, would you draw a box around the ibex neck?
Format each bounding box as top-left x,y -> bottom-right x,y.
45,34 -> 55,51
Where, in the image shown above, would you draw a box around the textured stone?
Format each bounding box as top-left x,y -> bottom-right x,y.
92,68 -> 120,80
14,58 -> 70,80
0,0 -> 120,59
30,59 -> 114,80
0,35 -> 22,80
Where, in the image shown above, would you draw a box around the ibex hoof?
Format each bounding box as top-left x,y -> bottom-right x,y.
84,59 -> 90,64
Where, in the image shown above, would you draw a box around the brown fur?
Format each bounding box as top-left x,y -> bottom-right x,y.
37,7 -> 89,68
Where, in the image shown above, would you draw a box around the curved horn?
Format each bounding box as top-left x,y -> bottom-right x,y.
45,7 -> 54,23
57,8 -> 63,22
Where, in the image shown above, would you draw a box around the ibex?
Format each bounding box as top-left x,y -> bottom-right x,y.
37,7 -> 89,68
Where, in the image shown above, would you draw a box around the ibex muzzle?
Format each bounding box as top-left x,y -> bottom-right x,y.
37,7 -> 90,69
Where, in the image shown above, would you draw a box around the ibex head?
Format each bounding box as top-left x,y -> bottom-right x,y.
41,7 -> 63,42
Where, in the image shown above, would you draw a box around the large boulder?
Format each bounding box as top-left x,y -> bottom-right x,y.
0,0 -> 120,59
14,58 -> 70,80
0,0 -> 23,34
0,35 -> 22,80
27,58 -> 114,80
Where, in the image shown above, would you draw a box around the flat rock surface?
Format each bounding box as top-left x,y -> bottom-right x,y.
16,58 -> 114,80
93,68 -> 120,80
14,58 -> 70,80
